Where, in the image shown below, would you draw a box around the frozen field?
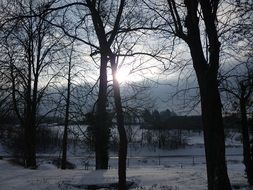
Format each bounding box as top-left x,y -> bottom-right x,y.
0,129 -> 251,190
0,158 -> 251,190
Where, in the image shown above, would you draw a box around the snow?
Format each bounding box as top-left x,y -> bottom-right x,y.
0,129 -> 251,190
0,159 -> 251,190
37,163 -> 58,170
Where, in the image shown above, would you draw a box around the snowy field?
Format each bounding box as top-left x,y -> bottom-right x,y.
0,159 -> 251,190
0,129 -> 252,190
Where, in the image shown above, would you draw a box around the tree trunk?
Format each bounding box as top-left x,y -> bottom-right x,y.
188,37 -> 231,190
23,113 -> 36,168
110,54 -> 128,190
182,1 -> 231,189
198,74 -> 231,190
23,92 -> 37,169
240,97 -> 253,185
61,58 -> 71,169
24,46 -> 37,168
95,54 -> 109,169
61,122 -> 68,169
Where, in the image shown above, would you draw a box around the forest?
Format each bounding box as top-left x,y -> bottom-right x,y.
0,1 -> 252,190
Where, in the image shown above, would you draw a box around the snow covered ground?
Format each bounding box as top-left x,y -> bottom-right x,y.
0,129 -> 251,190
0,159 -> 251,190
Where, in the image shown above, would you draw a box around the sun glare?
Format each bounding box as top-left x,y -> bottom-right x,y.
115,69 -> 130,83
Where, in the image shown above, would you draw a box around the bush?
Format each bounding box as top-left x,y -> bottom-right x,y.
1,125 -> 62,158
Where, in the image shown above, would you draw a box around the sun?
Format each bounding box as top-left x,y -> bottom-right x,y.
114,66 -> 144,83
115,69 -> 130,83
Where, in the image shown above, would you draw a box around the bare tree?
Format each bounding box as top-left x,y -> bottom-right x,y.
44,0 -> 130,188
222,62 -> 253,184
219,1 -> 253,184
81,1 -> 128,188
0,0 -> 67,168
61,43 -> 75,169
143,0 -> 232,189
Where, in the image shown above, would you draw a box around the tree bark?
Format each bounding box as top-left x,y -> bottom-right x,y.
110,54 -> 128,190
61,54 -> 72,169
23,116 -> 36,168
240,94 -> 253,185
183,1 -> 231,189
61,120 -> 68,169
197,73 -> 231,190
23,37 -> 37,168
95,54 -> 110,169
85,0 -> 127,183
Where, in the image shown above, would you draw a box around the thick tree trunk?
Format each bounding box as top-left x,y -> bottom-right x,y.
24,55 -> 37,168
240,97 -> 253,185
23,114 -> 36,168
95,55 -> 109,169
189,41 -> 231,190
198,75 -> 231,190
110,54 -> 127,190
182,1 -> 231,189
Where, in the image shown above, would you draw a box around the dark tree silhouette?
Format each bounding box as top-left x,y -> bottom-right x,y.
221,62 -> 253,185
220,1 -> 253,184
144,0 -> 232,189
0,0 -> 66,168
61,44 -> 75,170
